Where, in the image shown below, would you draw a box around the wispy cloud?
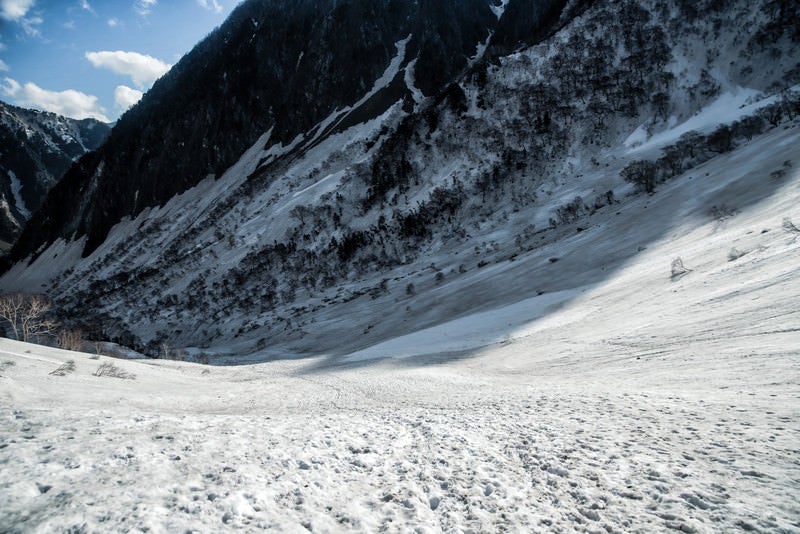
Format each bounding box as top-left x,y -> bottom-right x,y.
114,85 -> 143,111
19,14 -> 42,36
134,0 -> 156,16
1,76 -> 20,95
79,0 -> 94,14
2,77 -> 110,122
0,0 -> 35,21
0,0 -> 42,39
0,60 -> 8,71
196,0 -> 222,13
85,50 -> 171,88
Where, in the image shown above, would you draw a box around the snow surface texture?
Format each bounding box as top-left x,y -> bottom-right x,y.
1,126 -> 799,530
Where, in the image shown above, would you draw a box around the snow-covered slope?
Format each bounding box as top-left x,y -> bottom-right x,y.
1,143 -> 798,529
3,0 -> 796,359
1,0 -> 798,530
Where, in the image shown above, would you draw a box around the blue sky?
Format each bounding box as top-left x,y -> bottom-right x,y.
0,0 -> 241,122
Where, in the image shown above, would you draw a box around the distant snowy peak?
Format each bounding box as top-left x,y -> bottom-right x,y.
0,101 -> 110,248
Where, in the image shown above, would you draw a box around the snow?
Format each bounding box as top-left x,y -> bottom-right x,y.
363,35 -> 411,104
317,34 -> 411,139
626,86 -> 782,153
403,58 -> 426,109
1,123 -> 799,531
292,169 -> 345,199
623,123 -> 649,149
7,170 -> 30,220
344,287 -> 583,362
468,32 -> 493,68
490,0 -> 510,20
1,4 -> 799,527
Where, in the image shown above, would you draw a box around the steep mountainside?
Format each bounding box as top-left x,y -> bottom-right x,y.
1,0 -> 798,357
0,102 -> 109,249
9,0 -> 574,259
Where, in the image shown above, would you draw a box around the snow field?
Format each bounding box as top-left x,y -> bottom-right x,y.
1,346 -> 797,533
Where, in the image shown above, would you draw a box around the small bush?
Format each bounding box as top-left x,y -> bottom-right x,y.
0,360 -> 15,376
93,362 -> 136,380
671,257 -> 691,280
50,360 -> 76,376
710,205 -> 737,221
783,217 -> 800,233
728,248 -> 747,262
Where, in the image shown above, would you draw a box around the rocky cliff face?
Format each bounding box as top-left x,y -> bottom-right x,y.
1,0 -> 797,356
0,102 -> 109,249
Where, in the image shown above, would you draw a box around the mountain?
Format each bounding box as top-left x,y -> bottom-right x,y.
9,0 -> 540,259
1,0 -> 798,357
0,102 -> 110,250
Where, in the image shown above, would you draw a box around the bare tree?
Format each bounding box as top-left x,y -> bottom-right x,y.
58,329 -> 84,352
0,293 -> 24,341
21,295 -> 57,343
621,160 -> 659,194
0,294 -> 58,343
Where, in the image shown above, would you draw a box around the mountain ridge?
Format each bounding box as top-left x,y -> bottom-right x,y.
0,101 -> 109,249
9,0 -> 562,262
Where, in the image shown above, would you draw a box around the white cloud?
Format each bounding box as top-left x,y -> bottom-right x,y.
0,60 -> 8,72
107,17 -> 118,27
0,0 -> 35,21
197,0 -> 222,13
0,1 -> 42,39
134,0 -> 156,15
2,77 -> 20,96
79,0 -> 94,13
114,84 -> 143,111
20,15 -> 42,36
85,50 -> 171,88
1,77 -> 109,122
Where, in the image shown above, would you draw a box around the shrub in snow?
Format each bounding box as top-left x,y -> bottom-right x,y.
783,217 -> 800,233
50,360 -> 76,376
728,248 -> 747,262
93,362 -> 135,380
670,257 -> 691,281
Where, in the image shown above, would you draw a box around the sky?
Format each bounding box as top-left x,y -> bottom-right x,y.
0,0 -> 242,122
